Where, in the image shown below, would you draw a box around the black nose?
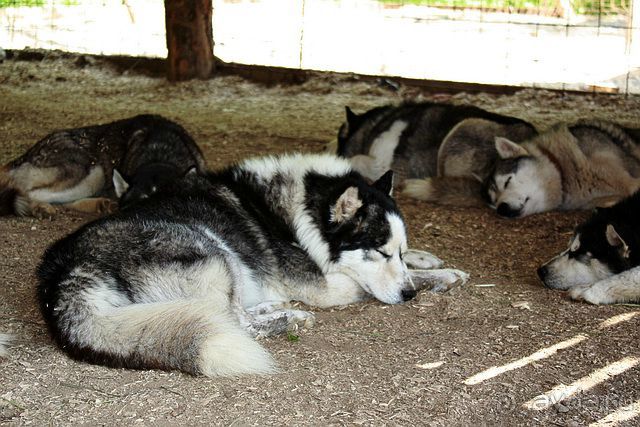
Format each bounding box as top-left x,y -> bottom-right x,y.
497,203 -> 520,218
401,289 -> 417,301
537,266 -> 549,286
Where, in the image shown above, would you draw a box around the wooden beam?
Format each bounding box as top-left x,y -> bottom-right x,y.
164,0 -> 214,81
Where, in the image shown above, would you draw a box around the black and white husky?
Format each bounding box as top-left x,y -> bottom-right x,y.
37,154 -> 468,376
336,102 -> 536,185
538,191 -> 640,304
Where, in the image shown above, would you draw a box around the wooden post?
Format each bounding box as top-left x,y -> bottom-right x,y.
165,0 -> 214,81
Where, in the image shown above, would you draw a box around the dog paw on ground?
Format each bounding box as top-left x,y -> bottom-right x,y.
97,198 -> 118,214
246,301 -> 291,316
410,268 -> 469,293
404,249 -> 443,269
248,309 -> 316,338
568,285 -> 606,305
29,202 -> 58,219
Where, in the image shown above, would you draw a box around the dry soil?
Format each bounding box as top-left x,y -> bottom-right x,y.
1,54 -> 640,426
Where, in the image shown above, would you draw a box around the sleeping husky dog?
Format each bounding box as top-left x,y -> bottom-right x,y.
37,153 -> 468,376
538,191 -> 640,304
0,114 -> 205,217
487,120 -> 640,218
335,102 -> 536,205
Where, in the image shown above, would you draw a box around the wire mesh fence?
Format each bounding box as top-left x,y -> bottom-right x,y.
0,0 -> 638,93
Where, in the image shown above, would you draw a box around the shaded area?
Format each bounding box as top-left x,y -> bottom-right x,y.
1,55 -> 640,425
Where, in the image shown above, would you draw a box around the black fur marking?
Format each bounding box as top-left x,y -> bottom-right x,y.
337,105 -> 394,157
304,171 -> 401,261
0,187 -> 19,215
572,191 -> 640,274
338,101 -> 535,159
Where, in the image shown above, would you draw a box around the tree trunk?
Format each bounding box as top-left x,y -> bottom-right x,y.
165,0 -> 214,81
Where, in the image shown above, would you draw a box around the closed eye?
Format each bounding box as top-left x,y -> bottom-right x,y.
376,249 -> 391,259
504,176 -> 512,189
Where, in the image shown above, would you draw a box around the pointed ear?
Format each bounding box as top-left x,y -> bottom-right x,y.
112,169 -> 130,198
570,234 -> 581,252
495,137 -> 528,159
606,224 -> 630,258
331,186 -> 362,223
345,106 -> 357,124
373,170 -> 394,196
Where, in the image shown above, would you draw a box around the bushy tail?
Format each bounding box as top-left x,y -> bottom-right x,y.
403,176 -> 486,207
44,296 -> 276,377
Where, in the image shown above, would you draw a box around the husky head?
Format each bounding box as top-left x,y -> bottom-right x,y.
113,164 -> 198,208
537,212 -> 635,290
486,137 -> 561,218
325,170 -> 415,304
337,105 -> 392,157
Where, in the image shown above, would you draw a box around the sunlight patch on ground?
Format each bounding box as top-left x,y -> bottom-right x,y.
524,357 -> 640,411
415,361 -> 445,370
598,312 -> 638,329
589,398 -> 640,427
463,334 -> 588,386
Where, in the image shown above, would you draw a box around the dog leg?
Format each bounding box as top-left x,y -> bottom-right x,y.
569,267 -> 640,305
63,197 -> 118,215
20,199 -> 58,218
300,272 -> 369,308
245,301 -> 292,316
409,268 -> 469,293
244,309 -> 316,338
404,249 -> 443,269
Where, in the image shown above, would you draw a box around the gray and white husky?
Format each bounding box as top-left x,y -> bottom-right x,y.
37,153 -> 468,376
487,120 -> 640,218
538,191 -> 640,304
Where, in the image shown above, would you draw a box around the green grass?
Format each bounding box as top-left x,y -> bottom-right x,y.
0,0 -> 78,7
0,0 -> 45,6
286,331 -> 300,342
377,0 -> 629,14
378,0 -> 537,7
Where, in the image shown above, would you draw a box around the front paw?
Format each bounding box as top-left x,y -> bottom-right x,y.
247,309 -> 316,338
434,268 -> 470,292
97,198 -> 118,214
29,201 -> 57,218
285,309 -> 316,332
404,249 -> 443,269
568,285 -> 605,305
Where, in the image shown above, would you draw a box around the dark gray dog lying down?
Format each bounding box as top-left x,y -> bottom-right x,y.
334,101 -> 537,208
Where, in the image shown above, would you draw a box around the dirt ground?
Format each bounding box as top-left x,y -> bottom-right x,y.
1,54 -> 640,426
